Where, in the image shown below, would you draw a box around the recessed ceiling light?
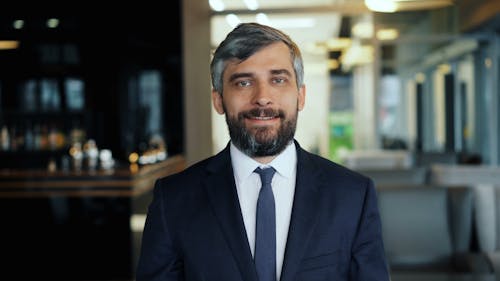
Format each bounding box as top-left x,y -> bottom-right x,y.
365,0 -> 397,12
225,14 -> 241,28
243,0 -> 259,10
209,0 -> 225,11
365,0 -> 453,12
47,18 -> 60,29
13,20 -> 24,30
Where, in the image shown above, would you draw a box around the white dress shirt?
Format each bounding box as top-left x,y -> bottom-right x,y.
230,141 -> 297,281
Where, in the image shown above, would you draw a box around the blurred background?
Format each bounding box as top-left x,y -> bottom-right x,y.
1,0 -> 500,280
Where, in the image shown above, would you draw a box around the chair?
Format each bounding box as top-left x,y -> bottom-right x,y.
376,185 -> 491,274
359,167 -> 428,187
428,164 -> 500,279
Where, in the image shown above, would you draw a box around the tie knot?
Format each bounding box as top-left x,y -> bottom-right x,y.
255,167 -> 276,186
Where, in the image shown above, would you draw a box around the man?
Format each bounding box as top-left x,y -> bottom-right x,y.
136,22 -> 389,281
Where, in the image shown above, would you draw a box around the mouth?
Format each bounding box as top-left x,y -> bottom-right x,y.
252,116 -> 275,120
242,108 -> 283,122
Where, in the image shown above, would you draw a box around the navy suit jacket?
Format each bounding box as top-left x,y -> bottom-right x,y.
136,142 -> 389,281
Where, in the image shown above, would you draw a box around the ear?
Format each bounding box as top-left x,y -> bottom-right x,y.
297,85 -> 306,111
212,90 -> 225,114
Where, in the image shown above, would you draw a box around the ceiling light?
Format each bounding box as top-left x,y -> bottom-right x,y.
341,44 -> 374,68
13,20 -> 24,29
437,63 -> 451,74
365,0 -> 454,12
243,0 -> 259,10
365,0 -> 397,12
47,18 -> 59,29
352,22 -> 374,39
376,28 -> 399,40
0,40 -> 20,50
415,72 -> 426,83
395,0 -> 454,11
225,14 -> 241,28
209,0 -> 225,11
325,38 -> 352,50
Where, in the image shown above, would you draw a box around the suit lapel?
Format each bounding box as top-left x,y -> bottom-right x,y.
203,146 -> 258,281
280,145 -> 323,281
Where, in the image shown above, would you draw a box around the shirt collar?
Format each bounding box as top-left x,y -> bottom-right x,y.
230,141 -> 297,183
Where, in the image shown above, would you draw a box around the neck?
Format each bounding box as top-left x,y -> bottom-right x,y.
253,155 -> 277,164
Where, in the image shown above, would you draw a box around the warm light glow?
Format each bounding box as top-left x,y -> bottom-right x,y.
341,44 -> 374,67
128,152 -> 139,164
13,20 -> 24,29
0,40 -> 20,50
325,38 -> 352,50
243,0 -> 259,10
376,28 -> 399,40
328,59 -> 340,70
129,163 -> 139,174
364,0 -> 397,12
209,0 -> 225,11
485,58 -> 492,69
438,63 -> 451,74
352,22 -> 374,39
415,72 -> 426,83
366,0 -> 453,12
225,14 -> 241,28
47,18 -> 59,28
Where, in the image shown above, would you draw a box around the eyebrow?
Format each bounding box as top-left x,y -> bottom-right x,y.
228,72 -> 254,83
270,69 -> 293,77
228,69 -> 293,83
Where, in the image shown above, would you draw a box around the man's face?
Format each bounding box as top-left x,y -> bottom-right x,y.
212,42 -> 306,159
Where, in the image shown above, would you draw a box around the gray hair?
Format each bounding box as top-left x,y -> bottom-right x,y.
210,22 -> 304,94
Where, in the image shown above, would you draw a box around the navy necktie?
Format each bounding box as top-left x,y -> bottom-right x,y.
254,167 -> 277,281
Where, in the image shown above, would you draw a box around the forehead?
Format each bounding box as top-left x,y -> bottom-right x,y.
223,42 -> 294,77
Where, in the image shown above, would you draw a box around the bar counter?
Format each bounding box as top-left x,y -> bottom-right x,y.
0,155 -> 186,281
0,154 -> 186,197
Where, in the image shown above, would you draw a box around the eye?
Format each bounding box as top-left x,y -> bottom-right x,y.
236,80 -> 252,87
272,77 -> 286,84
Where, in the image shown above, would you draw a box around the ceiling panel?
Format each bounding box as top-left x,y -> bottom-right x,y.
217,0 -> 352,10
211,12 -> 342,48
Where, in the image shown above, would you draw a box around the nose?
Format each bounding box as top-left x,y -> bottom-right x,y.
253,83 -> 272,106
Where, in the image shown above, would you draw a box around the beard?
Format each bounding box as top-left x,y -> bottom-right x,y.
224,106 -> 298,157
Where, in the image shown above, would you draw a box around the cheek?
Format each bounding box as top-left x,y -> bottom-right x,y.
282,96 -> 301,110
223,97 -> 251,114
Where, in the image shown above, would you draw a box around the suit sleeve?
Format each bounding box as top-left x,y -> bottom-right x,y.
136,180 -> 185,281
349,179 -> 390,281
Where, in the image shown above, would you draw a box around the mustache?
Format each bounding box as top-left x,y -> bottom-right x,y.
239,108 -> 285,119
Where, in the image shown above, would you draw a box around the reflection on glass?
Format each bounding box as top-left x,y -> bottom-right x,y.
40,79 -> 60,111
65,78 -> 85,111
21,79 -> 37,112
379,75 -> 401,138
139,71 -> 162,136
